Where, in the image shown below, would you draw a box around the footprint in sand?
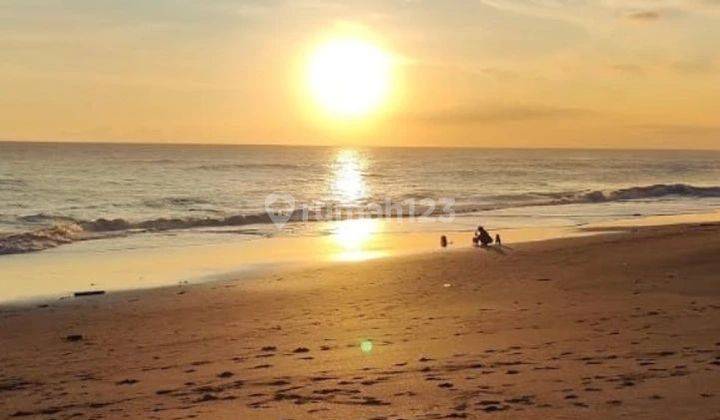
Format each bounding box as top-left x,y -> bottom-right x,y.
252,364 -> 272,369
266,380 -> 291,386
255,353 -> 274,358
115,379 -> 139,385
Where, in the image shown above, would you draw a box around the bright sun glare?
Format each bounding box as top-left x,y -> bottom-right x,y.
332,149 -> 366,202
308,38 -> 392,118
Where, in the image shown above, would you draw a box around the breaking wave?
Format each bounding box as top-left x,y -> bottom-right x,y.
0,223 -> 88,255
452,184 -> 720,213
553,184 -> 720,204
2,183 -> 719,255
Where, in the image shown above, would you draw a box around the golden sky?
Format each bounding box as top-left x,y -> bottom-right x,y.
1,0 -> 719,148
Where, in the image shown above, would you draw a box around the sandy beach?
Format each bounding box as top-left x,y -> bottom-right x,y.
2,221 -> 720,419
5,0 -> 720,417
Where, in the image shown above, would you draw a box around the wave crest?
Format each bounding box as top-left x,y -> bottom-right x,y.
2,183 -> 719,255
555,184 -> 720,205
0,223 -> 86,255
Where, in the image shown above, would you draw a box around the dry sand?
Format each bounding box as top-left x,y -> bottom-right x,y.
1,222 -> 720,419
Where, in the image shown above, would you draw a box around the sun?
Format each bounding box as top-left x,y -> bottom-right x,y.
307,38 -> 392,118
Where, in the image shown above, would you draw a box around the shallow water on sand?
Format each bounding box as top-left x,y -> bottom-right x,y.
0,216 -> 596,303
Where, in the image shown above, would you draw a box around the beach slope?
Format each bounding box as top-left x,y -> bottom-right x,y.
1,222 -> 720,418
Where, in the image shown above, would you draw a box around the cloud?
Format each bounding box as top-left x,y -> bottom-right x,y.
625,10 -> 662,20
632,124 -> 720,136
607,0 -> 720,19
479,0 -> 718,25
477,0 -> 591,26
479,0 -> 586,13
670,57 -> 718,74
401,104 -> 593,125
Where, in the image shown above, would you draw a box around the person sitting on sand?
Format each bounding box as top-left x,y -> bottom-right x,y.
474,226 -> 493,247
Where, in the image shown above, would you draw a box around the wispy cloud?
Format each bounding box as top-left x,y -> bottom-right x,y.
630,124 -> 720,149
625,10 -> 662,20
670,57 -> 718,74
480,0 -> 718,22
401,104 -> 593,125
633,124 -> 720,135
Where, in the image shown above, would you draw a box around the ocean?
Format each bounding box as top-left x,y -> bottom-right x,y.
2,142 -> 720,255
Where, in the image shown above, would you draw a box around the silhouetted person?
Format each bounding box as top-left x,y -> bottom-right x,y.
495,234 -> 502,247
440,235 -> 448,248
475,226 -> 493,247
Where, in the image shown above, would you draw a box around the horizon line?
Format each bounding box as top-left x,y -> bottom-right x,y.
1,138 -> 720,153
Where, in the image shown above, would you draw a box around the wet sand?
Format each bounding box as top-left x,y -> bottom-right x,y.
1,222 -> 720,419
0,217 -> 588,304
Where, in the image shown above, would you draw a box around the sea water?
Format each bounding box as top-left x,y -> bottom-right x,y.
2,142 -> 720,301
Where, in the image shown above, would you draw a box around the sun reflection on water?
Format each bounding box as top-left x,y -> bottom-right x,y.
327,150 -> 384,261
331,218 -> 385,261
331,149 -> 367,204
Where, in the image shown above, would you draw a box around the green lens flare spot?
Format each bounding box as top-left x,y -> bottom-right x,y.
360,340 -> 373,354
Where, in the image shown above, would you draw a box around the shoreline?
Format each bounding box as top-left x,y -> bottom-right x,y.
2,219 -> 720,417
2,209 -> 720,306
0,218 -> 587,305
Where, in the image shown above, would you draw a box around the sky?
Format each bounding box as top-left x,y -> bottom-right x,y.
1,0 -> 719,149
